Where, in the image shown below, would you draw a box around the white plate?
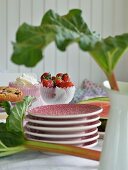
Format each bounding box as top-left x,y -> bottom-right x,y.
28,104 -> 103,119
26,115 -> 100,125
25,120 -> 101,132
26,133 -> 99,145
25,128 -> 98,139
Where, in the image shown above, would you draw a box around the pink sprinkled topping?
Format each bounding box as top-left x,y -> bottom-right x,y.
28,104 -> 102,118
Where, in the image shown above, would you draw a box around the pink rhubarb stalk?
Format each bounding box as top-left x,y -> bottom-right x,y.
107,72 -> 119,91
25,140 -> 100,161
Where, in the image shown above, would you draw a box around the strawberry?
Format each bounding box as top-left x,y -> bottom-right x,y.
42,79 -> 54,88
59,81 -> 74,88
55,78 -> 63,87
40,72 -> 51,81
56,73 -> 63,78
62,73 -> 70,82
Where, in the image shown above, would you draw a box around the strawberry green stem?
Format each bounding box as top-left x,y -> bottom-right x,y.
25,140 -> 100,161
107,72 -> 119,91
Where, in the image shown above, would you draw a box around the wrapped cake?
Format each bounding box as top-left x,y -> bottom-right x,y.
9,73 -> 40,99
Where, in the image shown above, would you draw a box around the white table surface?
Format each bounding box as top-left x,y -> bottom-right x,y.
0,139 -> 103,170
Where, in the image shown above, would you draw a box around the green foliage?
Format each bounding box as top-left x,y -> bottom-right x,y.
11,9 -> 99,67
0,96 -> 33,156
11,9 -> 128,80
0,101 -> 12,115
89,34 -> 128,75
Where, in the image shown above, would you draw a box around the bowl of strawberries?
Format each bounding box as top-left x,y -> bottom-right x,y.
40,72 -> 75,104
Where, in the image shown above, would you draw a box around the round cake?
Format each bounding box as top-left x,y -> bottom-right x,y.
0,86 -> 23,102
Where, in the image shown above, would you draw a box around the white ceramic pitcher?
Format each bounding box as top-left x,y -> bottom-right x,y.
99,81 -> 128,170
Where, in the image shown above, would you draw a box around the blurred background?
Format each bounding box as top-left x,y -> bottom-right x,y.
0,0 -> 128,87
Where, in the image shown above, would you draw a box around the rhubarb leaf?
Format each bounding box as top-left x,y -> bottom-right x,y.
11,9 -> 128,89
89,33 -> 128,75
0,101 -> 12,115
11,9 -> 99,67
0,96 -> 33,147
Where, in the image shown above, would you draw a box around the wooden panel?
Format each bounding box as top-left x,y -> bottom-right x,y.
67,0 -> 80,86
55,0 -> 68,75
0,0 -> 7,71
102,0 -> 115,37
31,0 -> 45,79
43,0 -> 57,77
79,0 -> 92,84
0,72 -> 36,86
90,0 -> 105,83
114,0 -> 127,81
114,0 -> 126,35
19,0 -> 32,73
121,0 -> 128,82
7,0 -> 20,72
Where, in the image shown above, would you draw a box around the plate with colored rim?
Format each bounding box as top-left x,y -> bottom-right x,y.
26,132 -> 99,145
26,119 -> 101,128
82,140 -> 98,148
26,115 -> 100,125
25,120 -> 101,132
24,128 -> 98,139
27,104 -> 103,119
24,127 -> 97,135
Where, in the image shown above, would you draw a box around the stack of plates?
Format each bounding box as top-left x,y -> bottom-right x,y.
25,104 -> 103,148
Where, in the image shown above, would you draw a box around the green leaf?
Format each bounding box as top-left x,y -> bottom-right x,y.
11,9 -> 99,67
6,96 -> 33,133
11,22 -> 55,67
11,9 -> 128,85
0,101 -> 12,115
0,96 -> 33,148
0,123 -> 24,147
41,9 -> 97,51
11,41 -> 43,67
89,33 -> 128,75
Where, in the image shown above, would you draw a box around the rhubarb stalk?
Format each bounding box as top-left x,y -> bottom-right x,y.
25,140 -> 101,161
107,72 -> 119,91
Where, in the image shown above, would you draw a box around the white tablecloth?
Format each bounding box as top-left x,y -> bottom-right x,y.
0,139 -> 103,170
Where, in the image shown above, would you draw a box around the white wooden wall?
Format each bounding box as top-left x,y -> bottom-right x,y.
0,0 -> 128,87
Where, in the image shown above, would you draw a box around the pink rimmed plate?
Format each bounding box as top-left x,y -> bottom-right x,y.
24,128 -> 98,139
28,104 -> 103,119
26,115 -> 100,126
26,132 -> 99,145
82,140 -> 98,148
25,120 -> 101,132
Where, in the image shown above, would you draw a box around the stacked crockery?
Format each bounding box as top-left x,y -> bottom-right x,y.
25,104 -> 102,148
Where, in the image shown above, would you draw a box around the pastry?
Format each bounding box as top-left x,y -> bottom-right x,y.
0,86 -> 23,102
